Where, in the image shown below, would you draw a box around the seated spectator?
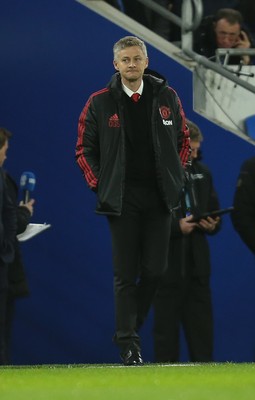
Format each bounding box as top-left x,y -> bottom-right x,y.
194,8 -> 254,65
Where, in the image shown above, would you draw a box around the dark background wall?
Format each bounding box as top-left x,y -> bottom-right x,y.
1,0 -> 255,364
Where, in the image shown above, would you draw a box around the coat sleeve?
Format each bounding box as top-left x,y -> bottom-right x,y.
231,159 -> 255,254
75,94 -> 100,191
16,206 -> 31,235
173,91 -> 191,168
5,173 -> 31,235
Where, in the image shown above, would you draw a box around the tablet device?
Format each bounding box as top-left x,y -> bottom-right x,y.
188,207 -> 234,223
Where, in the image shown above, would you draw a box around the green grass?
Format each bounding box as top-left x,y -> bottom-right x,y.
0,363 -> 255,399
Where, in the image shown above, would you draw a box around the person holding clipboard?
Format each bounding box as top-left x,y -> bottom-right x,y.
0,127 -> 35,364
153,119 -> 222,363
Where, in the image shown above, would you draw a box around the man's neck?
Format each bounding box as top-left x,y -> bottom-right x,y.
122,80 -> 144,98
122,78 -> 142,92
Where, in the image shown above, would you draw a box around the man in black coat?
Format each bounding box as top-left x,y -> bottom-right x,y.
231,156 -> 255,254
76,36 -> 190,365
0,135 -> 17,364
0,127 -> 34,364
153,120 -> 221,363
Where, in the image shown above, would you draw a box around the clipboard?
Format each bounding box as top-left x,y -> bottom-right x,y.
188,207 -> 234,223
17,223 -> 51,242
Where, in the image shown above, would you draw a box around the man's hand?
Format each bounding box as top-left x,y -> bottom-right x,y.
235,30 -> 251,49
235,30 -> 251,64
19,198 -> 35,216
197,216 -> 220,233
179,215 -> 197,234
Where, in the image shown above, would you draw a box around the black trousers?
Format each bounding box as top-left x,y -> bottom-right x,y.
154,275 -> 213,362
107,184 -> 172,354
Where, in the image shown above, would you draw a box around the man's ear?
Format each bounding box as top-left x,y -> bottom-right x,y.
113,60 -> 119,71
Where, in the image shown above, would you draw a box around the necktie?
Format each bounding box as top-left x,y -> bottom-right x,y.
131,93 -> 140,102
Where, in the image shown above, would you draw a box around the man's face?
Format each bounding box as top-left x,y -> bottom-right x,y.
214,18 -> 241,48
0,140 -> 8,167
190,140 -> 200,161
113,46 -> 148,86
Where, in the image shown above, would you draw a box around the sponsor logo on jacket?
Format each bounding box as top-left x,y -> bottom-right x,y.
159,106 -> 173,126
109,113 -> 120,128
190,173 -> 204,180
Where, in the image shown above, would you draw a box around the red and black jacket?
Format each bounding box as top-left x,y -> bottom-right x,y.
76,73 -> 190,215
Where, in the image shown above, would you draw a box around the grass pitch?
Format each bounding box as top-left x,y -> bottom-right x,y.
0,363 -> 255,400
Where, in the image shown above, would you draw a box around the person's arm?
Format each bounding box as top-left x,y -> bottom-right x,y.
175,95 -> 191,168
76,94 -> 100,192
16,199 -> 34,234
234,30 -> 252,65
5,173 -> 34,235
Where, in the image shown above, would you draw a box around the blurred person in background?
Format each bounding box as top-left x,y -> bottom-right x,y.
153,119 -> 221,363
231,156 -> 255,255
0,127 -> 34,363
194,8 -> 254,64
0,132 -> 16,365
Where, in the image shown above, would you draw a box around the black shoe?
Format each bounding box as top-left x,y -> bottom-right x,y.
121,349 -> 144,366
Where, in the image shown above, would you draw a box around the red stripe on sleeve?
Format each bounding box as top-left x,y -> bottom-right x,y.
76,88 -> 108,189
177,96 -> 191,168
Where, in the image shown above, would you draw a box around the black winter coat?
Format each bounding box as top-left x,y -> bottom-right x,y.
0,169 -> 16,265
231,156 -> 255,254
76,73 -> 190,215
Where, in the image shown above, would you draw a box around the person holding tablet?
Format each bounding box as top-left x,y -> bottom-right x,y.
153,119 -> 221,363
